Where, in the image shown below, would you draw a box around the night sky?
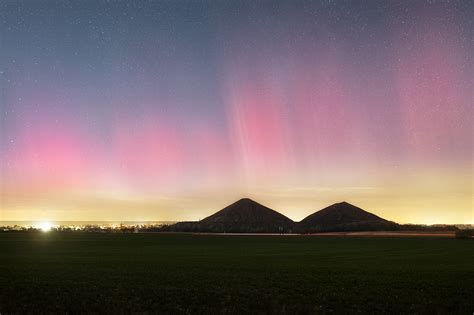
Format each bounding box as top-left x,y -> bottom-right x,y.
1,1 -> 472,223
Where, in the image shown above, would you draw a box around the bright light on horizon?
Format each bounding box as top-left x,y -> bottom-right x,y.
38,221 -> 53,232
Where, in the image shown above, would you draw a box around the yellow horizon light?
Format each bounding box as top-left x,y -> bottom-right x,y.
38,221 -> 53,232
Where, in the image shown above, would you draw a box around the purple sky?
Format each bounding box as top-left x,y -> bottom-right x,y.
1,1 -> 472,223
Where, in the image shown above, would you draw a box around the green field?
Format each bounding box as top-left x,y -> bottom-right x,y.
1,233 -> 473,314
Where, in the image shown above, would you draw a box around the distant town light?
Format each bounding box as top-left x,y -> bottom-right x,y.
39,221 -> 53,232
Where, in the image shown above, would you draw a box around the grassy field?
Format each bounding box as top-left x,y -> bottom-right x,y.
0,233 -> 473,314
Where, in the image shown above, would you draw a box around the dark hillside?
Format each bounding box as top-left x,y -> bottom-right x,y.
300,202 -> 398,232
167,198 -> 295,233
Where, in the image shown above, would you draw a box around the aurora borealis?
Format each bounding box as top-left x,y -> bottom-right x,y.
1,1 -> 472,224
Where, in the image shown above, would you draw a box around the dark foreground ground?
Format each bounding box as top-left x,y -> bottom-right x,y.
0,233 -> 473,314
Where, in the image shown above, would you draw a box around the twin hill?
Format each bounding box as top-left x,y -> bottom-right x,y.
168,198 -> 294,233
300,201 -> 397,232
166,198 -> 398,233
